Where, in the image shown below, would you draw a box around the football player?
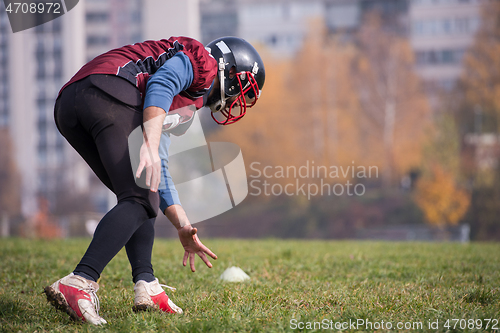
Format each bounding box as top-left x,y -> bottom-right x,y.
44,36 -> 265,325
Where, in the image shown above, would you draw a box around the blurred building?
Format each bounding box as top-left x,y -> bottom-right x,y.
200,0 -> 410,57
0,3 -> 86,216
143,0 -> 200,41
0,13 -> 9,128
238,0 -> 325,57
199,0 -> 484,104
326,0 -> 409,35
410,0 -> 484,92
199,0 -> 482,92
200,0 -> 237,45
85,0 -> 142,61
200,0 -> 328,56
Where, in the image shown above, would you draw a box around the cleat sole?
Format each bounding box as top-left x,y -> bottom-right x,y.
44,285 -> 83,323
132,303 -> 158,313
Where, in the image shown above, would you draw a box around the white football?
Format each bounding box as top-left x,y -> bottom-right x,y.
219,266 -> 250,282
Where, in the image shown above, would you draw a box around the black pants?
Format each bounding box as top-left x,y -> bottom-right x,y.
54,75 -> 159,282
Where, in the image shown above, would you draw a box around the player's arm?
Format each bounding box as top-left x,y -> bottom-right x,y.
135,52 -> 194,192
136,106 -> 165,192
158,136 -> 217,272
163,205 -> 217,272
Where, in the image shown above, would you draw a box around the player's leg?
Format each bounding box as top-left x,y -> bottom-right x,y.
45,79 -> 115,325
69,76 -> 159,282
46,76 -> 159,324
125,217 -> 156,284
53,78 -> 114,192
124,215 -> 183,314
88,84 -> 182,314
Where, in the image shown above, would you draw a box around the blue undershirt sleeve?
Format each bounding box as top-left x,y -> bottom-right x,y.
143,51 -> 194,112
148,52 -> 193,212
158,132 -> 182,212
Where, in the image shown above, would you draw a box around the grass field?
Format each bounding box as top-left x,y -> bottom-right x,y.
0,238 -> 499,332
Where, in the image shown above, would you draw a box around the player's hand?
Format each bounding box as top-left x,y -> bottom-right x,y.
178,225 -> 217,272
136,142 -> 161,192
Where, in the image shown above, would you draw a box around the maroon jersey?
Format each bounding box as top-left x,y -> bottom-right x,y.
59,36 -> 217,111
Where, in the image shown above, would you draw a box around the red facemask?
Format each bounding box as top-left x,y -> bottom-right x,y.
211,71 -> 261,125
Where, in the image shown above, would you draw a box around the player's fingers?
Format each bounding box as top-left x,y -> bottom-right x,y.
183,251 -> 188,267
197,240 -> 216,258
150,167 -> 159,192
197,251 -> 212,268
189,252 -> 196,272
201,245 -> 217,260
135,161 -> 145,178
145,164 -> 152,187
154,161 -> 162,191
191,227 -> 197,236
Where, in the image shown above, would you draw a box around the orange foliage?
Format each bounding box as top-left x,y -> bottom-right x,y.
461,1 -> 500,128
414,165 -> 470,227
354,14 -> 431,185
209,17 -> 430,188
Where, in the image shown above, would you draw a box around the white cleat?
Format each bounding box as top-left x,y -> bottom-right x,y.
133,278 -> 183,314
44,273 -> 107,325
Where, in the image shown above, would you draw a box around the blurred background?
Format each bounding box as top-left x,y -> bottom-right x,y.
0,0 -> 498,241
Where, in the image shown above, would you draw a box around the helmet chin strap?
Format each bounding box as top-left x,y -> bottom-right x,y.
210,57 -> 226,113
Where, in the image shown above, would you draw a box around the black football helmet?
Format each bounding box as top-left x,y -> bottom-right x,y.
205,37 -> 265,125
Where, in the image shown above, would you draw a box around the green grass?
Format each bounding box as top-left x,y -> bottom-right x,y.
0,238 -> 499,332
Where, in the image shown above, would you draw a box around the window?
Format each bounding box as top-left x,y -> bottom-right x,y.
87,35 -> 110,46
269,34 -> 278,46
86,12 -> 109,23
415,48 -> 466,66
37,60 -> 46,80
55,132 -> 64,148
415,51 -> 426,65
38,147 -> 47,165
37,97 -> 47,115
56,148 -> 65,164
54,67 -> 62,79
428,50 -> 438,64
439,79 -> 455,90
441,50 -> 453,63
52,19 -> 61,33
442,19 -> 452,34
131,12 -> 141,24
36,41 -> 44,58
456,17 -> 469,34
413,16 -> 481,36
53,39 -> 62,55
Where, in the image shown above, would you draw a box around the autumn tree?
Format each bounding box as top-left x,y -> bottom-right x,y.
353,14 -> 431,187
290,19 -> 363,170
207,53 -> 298,171
459,1 -> 500,132
453,1 -> 500,239
457,0 -> 500,184
209,16 -> 429,189
414,164 -> 470,228
206,17 -> 433,238
414,114 -> 470,228
208,20 -> 365,190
